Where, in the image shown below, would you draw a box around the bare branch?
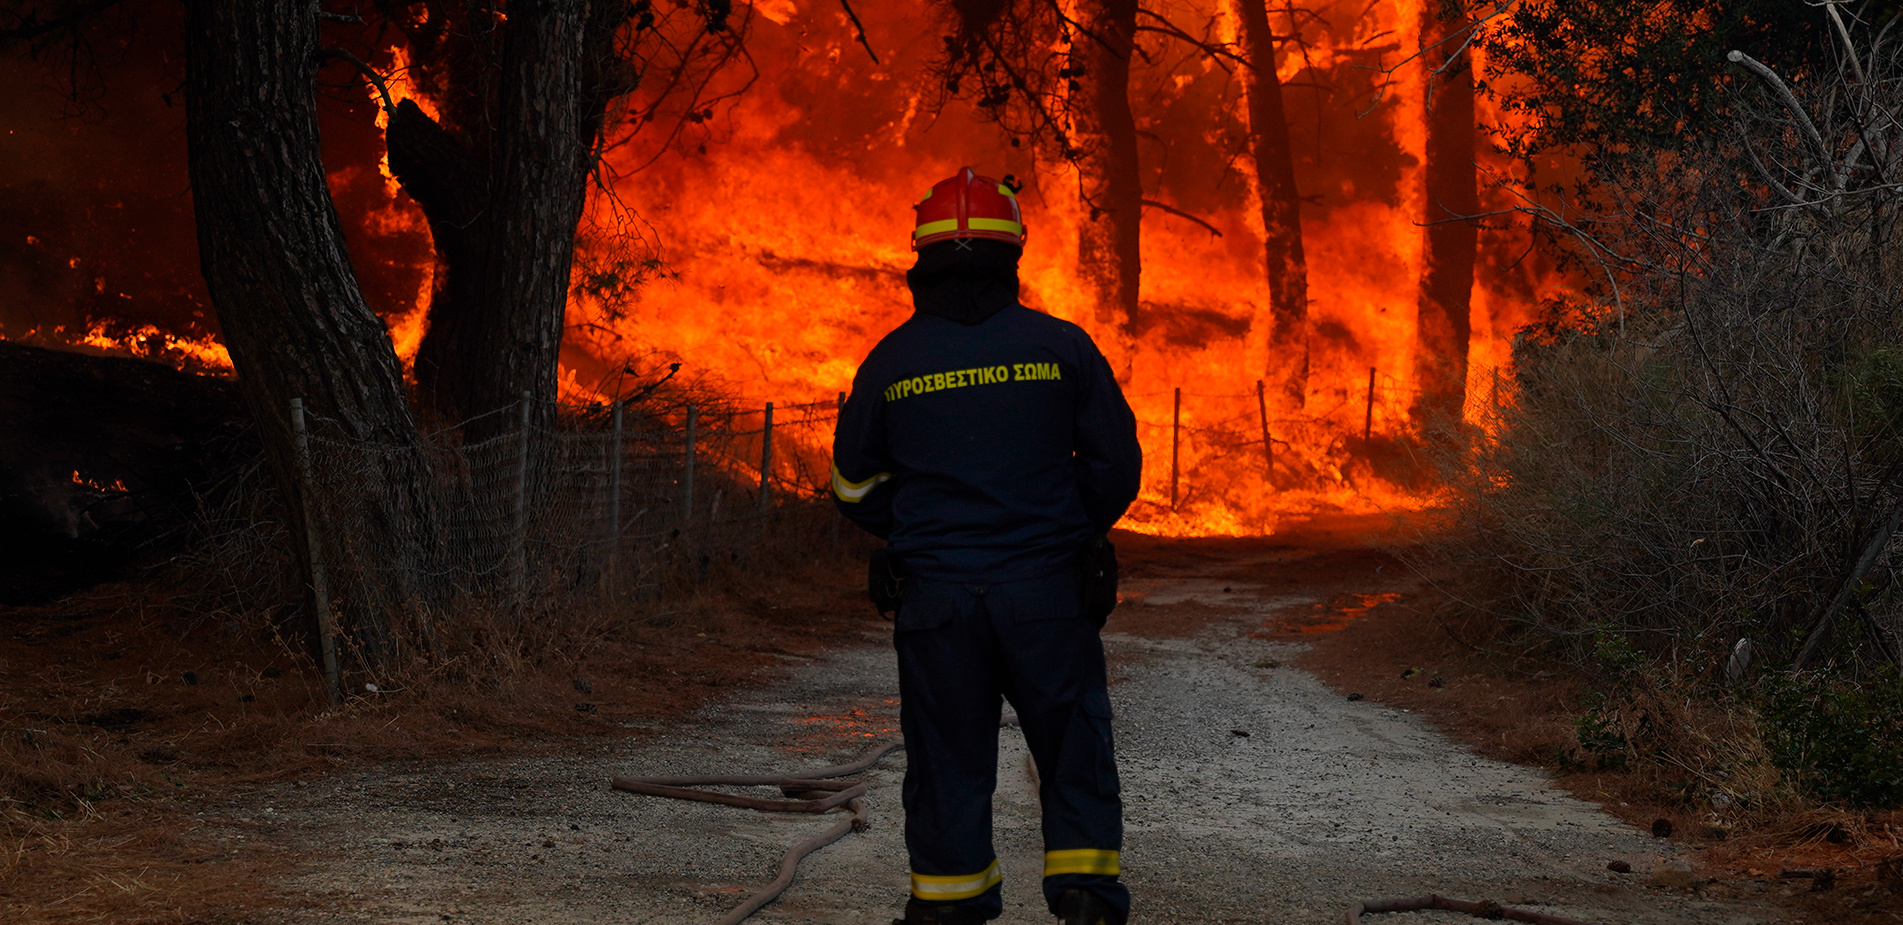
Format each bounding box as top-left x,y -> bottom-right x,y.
1726,50 -> 1830,160
837,0 -> 879,64
1133,8 -> 1244,71
317,47 -> 394,112
0,0 -> 126,45
1140,198 -> 1223,236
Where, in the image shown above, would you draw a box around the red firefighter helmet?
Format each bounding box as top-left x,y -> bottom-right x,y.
912,167 -> 1026,250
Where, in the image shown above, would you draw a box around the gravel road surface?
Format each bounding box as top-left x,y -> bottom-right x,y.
227,540 -> 1791,924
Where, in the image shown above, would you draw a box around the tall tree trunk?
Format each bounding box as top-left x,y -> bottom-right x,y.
1412,0 -> 1478,431
1235,0 -> 1309,410
1069,0 -> 1143,378
397,0 -> 628,437
184,0 -> 441,666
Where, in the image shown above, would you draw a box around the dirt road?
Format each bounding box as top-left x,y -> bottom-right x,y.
227,521 -> 1790,924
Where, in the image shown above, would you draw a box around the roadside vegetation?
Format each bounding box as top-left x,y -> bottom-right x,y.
1417,2 -> 1903,846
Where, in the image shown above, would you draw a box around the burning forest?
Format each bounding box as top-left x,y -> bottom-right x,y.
1,0 -> 1562,542
9,1 -> 1903,921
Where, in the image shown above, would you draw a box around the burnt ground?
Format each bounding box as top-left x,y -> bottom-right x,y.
5,513 -> 1900,923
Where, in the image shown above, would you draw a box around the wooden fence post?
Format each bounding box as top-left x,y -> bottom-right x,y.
289,398 -> 342,705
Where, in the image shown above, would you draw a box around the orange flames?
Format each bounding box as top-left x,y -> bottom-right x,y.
5,321 -> 234,373
4,0 -> 1567,539
71,470 -> 128,493
552,0 -> 1556,536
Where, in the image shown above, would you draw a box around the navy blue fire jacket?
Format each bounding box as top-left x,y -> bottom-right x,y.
831,303 -> 1142,582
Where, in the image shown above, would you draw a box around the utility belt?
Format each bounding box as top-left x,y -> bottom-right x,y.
869,536 -> 1119,627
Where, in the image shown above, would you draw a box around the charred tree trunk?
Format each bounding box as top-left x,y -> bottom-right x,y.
1235,0 -> 1310,410
395,0 -> 628,438
184,0 -> 441,665
1412,0 -> 1478,430
1069,0 -> 1143,378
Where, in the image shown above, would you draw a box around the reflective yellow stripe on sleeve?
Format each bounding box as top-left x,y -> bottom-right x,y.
831,463 -> 891,503
911,859 -> 1002,901
1043,848 -> 1120,877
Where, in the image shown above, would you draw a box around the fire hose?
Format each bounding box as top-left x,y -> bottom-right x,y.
610,739 -> 905,925
613,739 -> 1605,925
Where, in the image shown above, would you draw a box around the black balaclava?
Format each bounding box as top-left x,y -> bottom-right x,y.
906,238 -> 1022,325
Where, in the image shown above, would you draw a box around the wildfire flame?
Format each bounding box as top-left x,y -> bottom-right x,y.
71,470 -> 128,493
555,0 -> 1561,535
2,0 -> 1575,539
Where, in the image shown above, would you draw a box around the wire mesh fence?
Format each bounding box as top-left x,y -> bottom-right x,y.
294,393 -> 835,608
274,366 -> 1501,694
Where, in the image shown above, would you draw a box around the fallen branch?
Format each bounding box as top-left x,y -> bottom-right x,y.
1345,893 -> 1592,925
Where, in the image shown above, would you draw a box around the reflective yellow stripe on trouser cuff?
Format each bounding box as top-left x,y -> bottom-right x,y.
1044,848 -> 1121,877
910,859 -> 1002,901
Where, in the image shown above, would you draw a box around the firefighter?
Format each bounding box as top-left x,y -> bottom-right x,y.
831,167 -> 1142,925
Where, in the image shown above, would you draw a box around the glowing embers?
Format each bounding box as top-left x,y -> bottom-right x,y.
71,470 -> 128,493
1252,591 -> 1401,637
785,701 -> 899,752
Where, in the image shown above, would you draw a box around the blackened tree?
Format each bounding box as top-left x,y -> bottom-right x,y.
1233,0 -> 1310,410
184,0 -> 442,666
1412,0 -> 1478,429
932,0 -> 1144,375
367,0 -> 746,436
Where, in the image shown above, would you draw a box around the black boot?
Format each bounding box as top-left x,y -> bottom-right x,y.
892,898 -> 989,925
1055,888 -> 1126,925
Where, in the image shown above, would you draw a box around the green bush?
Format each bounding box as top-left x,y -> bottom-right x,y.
1759,669 -> 1903,808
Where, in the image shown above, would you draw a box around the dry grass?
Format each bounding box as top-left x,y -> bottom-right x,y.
1376,21 -> 1903,867
1300,585 -> 1903,919
0,499 -> 881,923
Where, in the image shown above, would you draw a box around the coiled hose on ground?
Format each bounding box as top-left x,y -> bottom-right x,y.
611,739 -> 905,925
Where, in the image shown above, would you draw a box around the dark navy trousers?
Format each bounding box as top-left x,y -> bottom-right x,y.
894,573 -> 1128,921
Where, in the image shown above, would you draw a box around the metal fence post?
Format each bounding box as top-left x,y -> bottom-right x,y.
1363,367 -> 1376,442
606,399 -> 623,589
683,403 -> 697,524
511,390 -> 531,603
758,401 -> 774,512
1170,387 -> 1182,510
290,398 -> 342,705
830,391 -> 844,546
1256,379 -> 1273,483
